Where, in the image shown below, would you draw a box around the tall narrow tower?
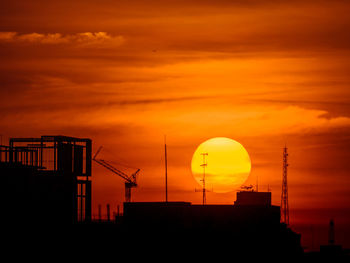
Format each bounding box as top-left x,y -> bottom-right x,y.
200,153 -> 208,205
281,146 -> 289,225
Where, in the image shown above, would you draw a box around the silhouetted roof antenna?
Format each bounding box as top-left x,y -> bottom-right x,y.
200,152 -> 208,205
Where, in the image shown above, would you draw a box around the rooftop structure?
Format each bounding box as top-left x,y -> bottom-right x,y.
121,191 -> 302,255
0,135 -> 92,224
234,190 -> 272,206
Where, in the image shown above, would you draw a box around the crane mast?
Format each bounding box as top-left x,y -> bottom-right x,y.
93,146 -> 140,203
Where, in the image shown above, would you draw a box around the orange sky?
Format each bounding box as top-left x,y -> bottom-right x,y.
1,0 -> 350,249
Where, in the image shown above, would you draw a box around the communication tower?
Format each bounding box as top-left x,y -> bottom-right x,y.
281,146 -> 289,225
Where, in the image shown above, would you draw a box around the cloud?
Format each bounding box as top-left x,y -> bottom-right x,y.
0,32 -> 125,46
252,106 -> 350,135
17,33 -> 68,44
0,32 -> 17,40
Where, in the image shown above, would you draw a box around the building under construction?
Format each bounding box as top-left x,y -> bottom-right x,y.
0,135 -> 92,225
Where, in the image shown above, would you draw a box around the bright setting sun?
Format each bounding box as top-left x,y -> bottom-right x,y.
191,137 -> 251,193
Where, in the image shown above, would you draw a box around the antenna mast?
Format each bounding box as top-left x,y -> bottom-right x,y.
281,146 -> 289,225
200,153 -> 208,205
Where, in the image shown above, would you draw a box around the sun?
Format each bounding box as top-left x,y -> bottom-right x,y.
191,137 -> 251,193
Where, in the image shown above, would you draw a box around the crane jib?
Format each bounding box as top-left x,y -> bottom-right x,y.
92,146 -> 140,202
93,158 -> 137,184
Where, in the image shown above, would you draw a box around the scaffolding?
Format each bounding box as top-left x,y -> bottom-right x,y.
0,135 -> 92,223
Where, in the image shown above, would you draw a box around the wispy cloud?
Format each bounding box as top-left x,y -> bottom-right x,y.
0,32 -> 125,46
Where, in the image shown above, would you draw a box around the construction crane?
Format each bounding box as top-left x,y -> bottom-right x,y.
93,146 -> 140,203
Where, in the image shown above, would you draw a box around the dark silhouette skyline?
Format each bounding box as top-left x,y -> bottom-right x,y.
2,134 -> 349,259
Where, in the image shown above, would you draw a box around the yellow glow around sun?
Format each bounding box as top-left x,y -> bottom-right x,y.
191,137 -> 251,193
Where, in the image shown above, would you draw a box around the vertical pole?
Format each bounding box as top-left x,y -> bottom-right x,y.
35,149 -> 38,167
80,183 -> 83,221
86,139 -> 92,179
85,181 -> 91,222
40,137 -> 43,168
200,153 -> 208,205
98,204 -> 102,222
165,135 -> 168,203
54,141 -> 56,171
85,139 -> 92,221
203,155 -> 205,205
107,204 -> 110,222
15,148 -> 18,163
9,139 -> 13,163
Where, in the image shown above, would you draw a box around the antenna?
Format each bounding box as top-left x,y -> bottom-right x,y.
281,146 -> 289,225
98,204 -> 102,222
164,135 -> 168,203
200,153 -> 208,205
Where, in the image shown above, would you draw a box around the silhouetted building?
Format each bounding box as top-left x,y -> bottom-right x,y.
0,135 -> 92,225
122,191 -> 302,256
234,190 -> 271,206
